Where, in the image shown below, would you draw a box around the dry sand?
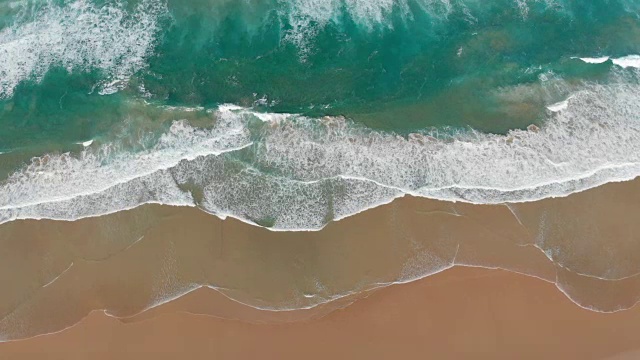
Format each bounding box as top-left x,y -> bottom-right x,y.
2,266 -> 640,360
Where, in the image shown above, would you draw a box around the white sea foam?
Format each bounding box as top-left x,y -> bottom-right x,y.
279,0 -> 569,53
252,112 -> 294,123
612,55 -> 640,69
281,0 -> 534,36
280,0 -> 454,55
573,56 -> 610,64
0,0 -> 167,98
1,78 -> 640,230
546,96 -> 573,112
512,0 -> 564,18
574,55 -> 640,69
0,107 -> 252,223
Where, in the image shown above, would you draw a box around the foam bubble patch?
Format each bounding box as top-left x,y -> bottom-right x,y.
1,80 -> 640,230
0,0 -> 167,98
0,107 -> 252,223
612,55 -> 640,69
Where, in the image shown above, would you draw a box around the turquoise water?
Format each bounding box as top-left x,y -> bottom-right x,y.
2,0 -> 638,147
0,0 -> 640,229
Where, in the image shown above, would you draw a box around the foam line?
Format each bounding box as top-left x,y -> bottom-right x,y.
612,55 -> 640,69
572,56 -> 610,64
573,55 -> 640,68
1,79 -> 640,230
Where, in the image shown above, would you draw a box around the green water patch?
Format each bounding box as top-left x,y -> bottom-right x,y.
0,67 -> 128,151
0,0 -> 639,159
138,0 -> 640,132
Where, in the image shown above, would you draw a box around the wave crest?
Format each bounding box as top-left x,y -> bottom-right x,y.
1,79 -> 640,229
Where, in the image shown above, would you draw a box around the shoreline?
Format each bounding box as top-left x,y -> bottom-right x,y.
1,177 -> 640,340
3,169 -> 638,233
1,262 -> 626,344
3,266 -> 640,359
4,79 -> 640,231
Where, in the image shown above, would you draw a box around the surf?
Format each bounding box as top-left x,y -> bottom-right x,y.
2,76 -> 640,230
0,0 -> 167,99
0,0 -> 639,229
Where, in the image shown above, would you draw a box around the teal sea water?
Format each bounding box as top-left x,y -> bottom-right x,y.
0,0 -> 640,229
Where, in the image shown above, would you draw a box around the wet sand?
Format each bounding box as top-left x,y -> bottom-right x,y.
2,266 -> 640,360
0,178 -> 639,351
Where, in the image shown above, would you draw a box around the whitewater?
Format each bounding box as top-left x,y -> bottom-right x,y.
1,74 -> 640,230
1,0 -> 640,230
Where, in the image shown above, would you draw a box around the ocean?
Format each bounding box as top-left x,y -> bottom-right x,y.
0,0 -> 639,230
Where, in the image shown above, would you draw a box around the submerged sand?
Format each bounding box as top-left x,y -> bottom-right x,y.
0,177 -> 639,346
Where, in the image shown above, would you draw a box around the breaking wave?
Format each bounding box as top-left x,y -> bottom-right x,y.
0,0 -> 609,96
574,55 -> 640,69
1,78 -> 640,230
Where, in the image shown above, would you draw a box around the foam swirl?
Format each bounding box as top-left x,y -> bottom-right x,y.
0,0 -> 167,98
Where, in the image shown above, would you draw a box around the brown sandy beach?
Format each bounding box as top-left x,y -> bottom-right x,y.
0,177 -> 640,357
3,266 -> 640,360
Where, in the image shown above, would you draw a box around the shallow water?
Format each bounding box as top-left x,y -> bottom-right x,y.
2,179 -> 640,340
